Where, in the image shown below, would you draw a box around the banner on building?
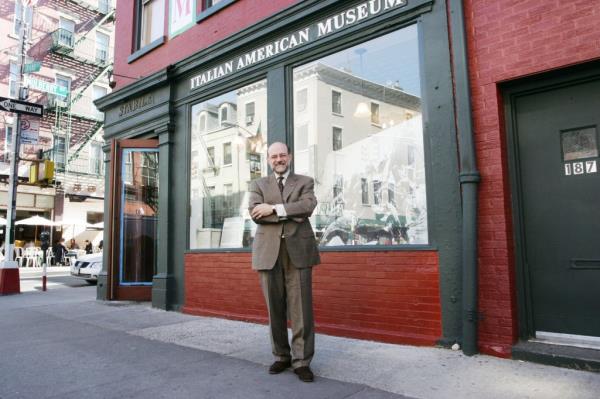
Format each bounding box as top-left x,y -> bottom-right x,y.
169,0 -> 195,38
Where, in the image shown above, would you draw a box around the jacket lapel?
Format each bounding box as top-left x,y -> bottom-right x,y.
268,174 -> 280,199
283,173 -> 297,202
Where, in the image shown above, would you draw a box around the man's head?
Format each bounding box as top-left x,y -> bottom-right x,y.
268,142 -> 292,175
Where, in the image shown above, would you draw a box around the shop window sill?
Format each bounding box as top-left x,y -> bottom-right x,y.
197,0 -> 237,23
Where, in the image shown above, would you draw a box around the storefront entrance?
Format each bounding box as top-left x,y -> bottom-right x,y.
509,71 -> 600,343
110,140 -> 159,301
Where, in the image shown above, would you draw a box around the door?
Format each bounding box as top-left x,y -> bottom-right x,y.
110,140 -> 159,301
514,77 -> 600,338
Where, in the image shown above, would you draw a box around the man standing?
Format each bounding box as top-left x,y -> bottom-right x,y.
249,142 -> 320,382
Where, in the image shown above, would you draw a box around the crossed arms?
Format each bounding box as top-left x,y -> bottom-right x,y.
248,178 -> 317,224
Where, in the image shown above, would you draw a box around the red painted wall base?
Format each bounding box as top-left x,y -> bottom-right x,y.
184,251 -> 442,347
0,268 -> 21,295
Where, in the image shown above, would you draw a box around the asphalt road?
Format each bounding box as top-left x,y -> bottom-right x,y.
18,267 -> 92,292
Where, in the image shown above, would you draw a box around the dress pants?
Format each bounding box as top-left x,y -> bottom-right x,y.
259,239 -> 314,368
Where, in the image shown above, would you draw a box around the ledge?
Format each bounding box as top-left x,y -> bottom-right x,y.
512,341 -> 600,372
127,36 -> 166,64
196,0 -> 237,23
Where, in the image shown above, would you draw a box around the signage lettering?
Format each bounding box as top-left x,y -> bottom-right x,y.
170,0 -> 195,38
118,94 -> 154,117
190,0 -> 407,91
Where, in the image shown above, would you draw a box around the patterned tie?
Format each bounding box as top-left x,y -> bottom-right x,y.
277,176 -> 284,194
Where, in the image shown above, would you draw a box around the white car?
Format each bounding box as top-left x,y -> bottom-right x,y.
70,253 -> 102,284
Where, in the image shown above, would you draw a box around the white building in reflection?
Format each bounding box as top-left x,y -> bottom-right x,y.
293,63 -> 427,245
188,64 -> 427,248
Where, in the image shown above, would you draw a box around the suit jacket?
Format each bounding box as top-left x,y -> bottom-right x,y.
248,173 -> 321,270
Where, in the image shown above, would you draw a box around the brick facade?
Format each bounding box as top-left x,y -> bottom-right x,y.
184,251 -> 442,346
113,0 -> 301,88
464,0 -> 600,357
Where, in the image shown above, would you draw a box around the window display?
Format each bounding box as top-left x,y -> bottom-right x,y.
292,25 -> 428,246
189,79 -> 268,249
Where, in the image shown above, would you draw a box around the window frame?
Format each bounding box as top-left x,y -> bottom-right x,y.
95,30 -> 110,64
129,0 -> 166,63
89,140 -> 104,175
197,0 -> 237,23
222,142 -> 232,166
331,90 -> 342,115
332,126 -> 343,152
187,12 -> 438,253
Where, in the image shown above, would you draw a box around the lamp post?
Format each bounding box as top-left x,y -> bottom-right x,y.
0,1 -> 37,294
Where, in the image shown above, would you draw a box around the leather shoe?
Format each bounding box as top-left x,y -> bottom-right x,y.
269,360 -> 291,374
294,366 -> 314,382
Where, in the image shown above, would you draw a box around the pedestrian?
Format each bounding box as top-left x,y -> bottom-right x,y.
248,142 -> 320,382
53,238 -> 68,265
68,238 -> 79,250
98,240 -> 103,250
84,240 -> 93,254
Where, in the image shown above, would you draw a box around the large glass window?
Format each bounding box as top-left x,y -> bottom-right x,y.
189,79 -> 268,249
293,25 -> 428,246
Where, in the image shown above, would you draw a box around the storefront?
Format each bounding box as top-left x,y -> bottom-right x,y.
96,0 -> 467,348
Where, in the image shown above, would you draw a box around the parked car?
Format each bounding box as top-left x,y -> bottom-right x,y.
70,253 -> 102,284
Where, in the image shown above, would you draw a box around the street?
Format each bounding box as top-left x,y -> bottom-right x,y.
17,266 -> 90,293
0,283 -> 599,399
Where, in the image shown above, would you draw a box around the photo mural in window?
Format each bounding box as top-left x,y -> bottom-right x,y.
189,79 -> 268,249
293,25 -> 428,246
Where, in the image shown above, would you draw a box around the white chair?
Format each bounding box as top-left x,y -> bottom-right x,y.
45,248 -> 55,266
24,247 -> 39,268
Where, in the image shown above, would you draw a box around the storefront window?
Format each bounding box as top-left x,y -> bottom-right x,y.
293,25 -> 428,246
189,79 -> 268,249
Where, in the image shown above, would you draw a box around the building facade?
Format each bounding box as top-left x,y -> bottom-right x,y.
95,0 -> 600,368
0,0 -> 114,246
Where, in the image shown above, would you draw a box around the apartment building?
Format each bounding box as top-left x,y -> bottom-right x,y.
0,0 -> 114,245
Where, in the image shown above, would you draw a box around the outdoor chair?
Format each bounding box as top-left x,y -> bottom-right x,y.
45,248 -> 55,266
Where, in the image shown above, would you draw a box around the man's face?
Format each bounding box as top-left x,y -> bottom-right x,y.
268,143 -> 291,175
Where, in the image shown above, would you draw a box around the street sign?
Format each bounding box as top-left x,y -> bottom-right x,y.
0,97 -> 44,116
24,76 -> 69,98
23,61 -> 41,73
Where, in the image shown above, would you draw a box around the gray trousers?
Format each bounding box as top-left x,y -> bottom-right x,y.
258,240 -> 314,368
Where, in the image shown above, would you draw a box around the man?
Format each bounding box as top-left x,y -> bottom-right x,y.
248,142 -> 320,382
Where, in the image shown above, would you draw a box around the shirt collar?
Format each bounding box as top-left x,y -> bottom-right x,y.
276,170 -> 290,181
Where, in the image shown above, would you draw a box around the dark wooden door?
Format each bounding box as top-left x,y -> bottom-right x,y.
515,78 -> 600,337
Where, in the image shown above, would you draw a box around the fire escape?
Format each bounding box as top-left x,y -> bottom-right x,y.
45,0 -> 114,184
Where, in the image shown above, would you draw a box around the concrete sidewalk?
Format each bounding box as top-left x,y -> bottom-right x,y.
0,287 -> 598,399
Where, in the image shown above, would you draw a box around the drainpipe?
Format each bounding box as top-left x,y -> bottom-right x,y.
448,0 -> 481,356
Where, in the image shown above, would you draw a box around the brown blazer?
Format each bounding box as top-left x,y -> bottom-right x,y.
248,173 -> 321,270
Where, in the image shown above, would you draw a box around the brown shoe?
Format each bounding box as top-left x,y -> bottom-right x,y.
269,360 -> 291,374
294,366 -> 314,382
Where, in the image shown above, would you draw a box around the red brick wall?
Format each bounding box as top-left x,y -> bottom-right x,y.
113,0 -> 301,88
183,251 -> 442,346
463,0 -> 600,357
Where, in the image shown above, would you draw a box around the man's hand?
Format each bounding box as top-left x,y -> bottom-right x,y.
251,203 -> 275,219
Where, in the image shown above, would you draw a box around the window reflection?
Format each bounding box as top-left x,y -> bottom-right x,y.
189,79 -> 268,249
293,25 -> 428,247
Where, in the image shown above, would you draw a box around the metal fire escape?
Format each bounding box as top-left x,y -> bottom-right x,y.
46,1 -> 115,175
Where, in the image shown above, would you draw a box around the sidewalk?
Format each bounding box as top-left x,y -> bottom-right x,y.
0,287 -> 598,399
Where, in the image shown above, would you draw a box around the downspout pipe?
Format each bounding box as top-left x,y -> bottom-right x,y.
448,0 -> 481,356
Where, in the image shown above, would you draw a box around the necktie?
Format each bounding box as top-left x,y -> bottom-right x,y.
277,176 -> 284,194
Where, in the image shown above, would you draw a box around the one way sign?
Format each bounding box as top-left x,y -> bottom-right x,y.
0,97 -> 43,117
